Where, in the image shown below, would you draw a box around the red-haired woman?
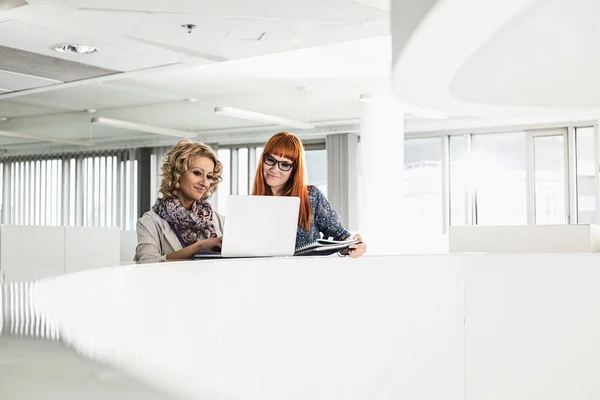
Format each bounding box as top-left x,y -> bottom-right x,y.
252,132 -> 367,258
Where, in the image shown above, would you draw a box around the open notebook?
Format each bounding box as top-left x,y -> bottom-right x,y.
294,238 -> 360,256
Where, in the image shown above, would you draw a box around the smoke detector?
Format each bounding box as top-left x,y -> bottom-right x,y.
182,24 -> 196,34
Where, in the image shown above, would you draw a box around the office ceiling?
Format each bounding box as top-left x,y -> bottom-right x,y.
391,0 -> 600,118
0,0 -> 392,153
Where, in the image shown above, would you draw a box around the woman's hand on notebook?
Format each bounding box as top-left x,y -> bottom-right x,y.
197,236 -> 223,252
347,233 -> 367,258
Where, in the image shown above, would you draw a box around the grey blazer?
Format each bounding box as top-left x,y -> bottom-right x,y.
134,210 -> 225,264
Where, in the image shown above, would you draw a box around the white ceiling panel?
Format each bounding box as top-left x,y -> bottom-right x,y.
86,124 -> 165,140
0,136 -> 37,146
3,0 -> 388,67
0,113 -> 154,140
0,99 -> 64,117
143,37 -> 391,83
0,19 -> 178,71
98,85 -> 368,130
28,0 -> 385,23
128,73 -> 288,100
353,0 -> 389,12
0,2 -> 393,152
0,69 -> 59,90
13,81 -> 186,111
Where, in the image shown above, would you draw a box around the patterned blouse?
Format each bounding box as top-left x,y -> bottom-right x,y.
295,186 -> 351,249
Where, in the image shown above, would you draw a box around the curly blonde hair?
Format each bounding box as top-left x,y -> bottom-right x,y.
159,139 -> 223,200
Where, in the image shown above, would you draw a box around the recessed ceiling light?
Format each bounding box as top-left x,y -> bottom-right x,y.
53,44 -> 99,55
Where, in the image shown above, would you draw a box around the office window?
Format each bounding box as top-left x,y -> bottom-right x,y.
576,127 -> 595,223
150,146 -> 170,205
7,159 -> 63,226
0,151 -> 136,229
471,132 -> 527,225
404,137 -> 443,233
449,135 -> 467,225
249,146 -> 263,192
305,149 -> 327,198
238,148 -> 249,195
217,149 -> 231,213
532,134 -> 566,224
0,163 -> 3,221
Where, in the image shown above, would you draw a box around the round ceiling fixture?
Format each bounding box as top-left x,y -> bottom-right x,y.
53,44 -> 99,55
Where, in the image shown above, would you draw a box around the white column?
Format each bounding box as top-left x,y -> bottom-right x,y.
359,96 -> 404,255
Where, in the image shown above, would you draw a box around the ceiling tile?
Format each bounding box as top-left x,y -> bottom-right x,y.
0,19 -> 178,71
0,69 -> 58,90
0,44 -> 118,81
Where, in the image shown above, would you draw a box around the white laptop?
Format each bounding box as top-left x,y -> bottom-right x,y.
194,195 -> 300,258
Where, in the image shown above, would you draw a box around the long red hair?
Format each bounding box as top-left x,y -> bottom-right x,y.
252,132 -> 311,230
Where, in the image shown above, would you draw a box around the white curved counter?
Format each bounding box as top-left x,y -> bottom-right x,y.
31,254 -> 600,400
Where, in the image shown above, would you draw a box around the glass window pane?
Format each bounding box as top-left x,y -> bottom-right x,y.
472,132 -> 527,225
217,149 -> 231,213
404,137 -> 443,234
533,135 -> 565,224
305,149 -> 327,198
0,163 -> 3,223
576,127 -> 595,223
449,135 -> 467,226
249,147 -> 263,191
238,148 -> 249,195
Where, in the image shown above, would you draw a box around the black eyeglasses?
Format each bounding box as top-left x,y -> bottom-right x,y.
264,154 -> 295,171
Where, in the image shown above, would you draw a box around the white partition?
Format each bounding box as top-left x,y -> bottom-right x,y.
398,233 -> 449,254
0,225 -> 64,281
119,230 -> 138,265
30,253 -> 600,399
0,225 -> 121,281
464,254 -> 600,399
64,227 -> 121,273
449,224 -> 600,253
34,256 -> 465,400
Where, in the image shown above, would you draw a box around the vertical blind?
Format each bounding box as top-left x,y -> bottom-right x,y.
0,150 -> 138,230
150,146 -> 170,205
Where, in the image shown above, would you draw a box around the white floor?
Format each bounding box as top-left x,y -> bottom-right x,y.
0,336 -> 184,400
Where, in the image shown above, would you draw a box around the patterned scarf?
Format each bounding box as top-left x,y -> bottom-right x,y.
153,197 -> 218,247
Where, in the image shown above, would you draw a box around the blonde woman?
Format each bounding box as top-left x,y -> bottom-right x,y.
135,140 -> 224,263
